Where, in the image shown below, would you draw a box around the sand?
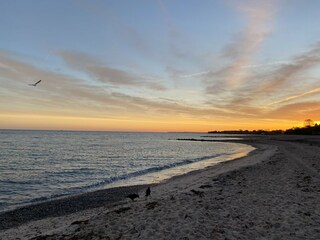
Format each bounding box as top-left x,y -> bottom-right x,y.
1,136 -> 320,240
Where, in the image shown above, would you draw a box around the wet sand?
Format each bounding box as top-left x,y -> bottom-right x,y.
1,135 -> 320,239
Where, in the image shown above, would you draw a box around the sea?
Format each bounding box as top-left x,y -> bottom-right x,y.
0,130 -> 254,212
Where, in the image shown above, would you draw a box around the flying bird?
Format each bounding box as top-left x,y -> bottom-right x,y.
126,193 -> 139,201
29,80 -> 42,86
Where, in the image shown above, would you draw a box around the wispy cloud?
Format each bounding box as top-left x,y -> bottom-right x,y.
258,42 -> 320,93
0,51 -> 240,121
2,49 -> 319,129
266,88 -> 320,106
58,51 -> 166,91
265,101 -> 320,120
199,38 -> 320,123
176,60 -> 288,79
240,60 -> 289,69
206,0 -> 276,93
178,71 -> 210,79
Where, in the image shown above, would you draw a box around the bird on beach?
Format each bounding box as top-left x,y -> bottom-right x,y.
29,80 -> 42,86
145,187 -> 151,198
126,193 -> 139,201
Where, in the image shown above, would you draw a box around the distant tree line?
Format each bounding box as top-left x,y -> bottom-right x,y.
208,120 -> 320,135
285,123 -> 320,135
208,129 -> 285,135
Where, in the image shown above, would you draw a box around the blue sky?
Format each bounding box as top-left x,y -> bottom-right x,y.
1,0 -> 320,131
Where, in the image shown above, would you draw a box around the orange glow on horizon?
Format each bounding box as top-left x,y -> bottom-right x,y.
0,113 -> 303,132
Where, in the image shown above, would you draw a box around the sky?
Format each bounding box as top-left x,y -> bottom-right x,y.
1,0 -> 320,132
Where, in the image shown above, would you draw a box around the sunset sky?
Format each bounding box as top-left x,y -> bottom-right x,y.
1,0 -> 320,132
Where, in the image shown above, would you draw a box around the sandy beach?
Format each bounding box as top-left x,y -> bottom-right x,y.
1,135 -> 320,240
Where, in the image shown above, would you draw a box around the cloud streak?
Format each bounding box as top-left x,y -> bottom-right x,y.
174,60 -> 288,79
267,88 -> 320,106
265,101 -> 320,120
258,42 -> 320,93
220,1 -> 274,85
205,0 -> 275,94
196,37 -> 320,125
58,51 -> 166,91
1,48 -> 319,130
0,51 -> 241,121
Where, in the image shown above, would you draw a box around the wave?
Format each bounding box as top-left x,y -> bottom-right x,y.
90,153 -> 225,187
7,153 -> 228,210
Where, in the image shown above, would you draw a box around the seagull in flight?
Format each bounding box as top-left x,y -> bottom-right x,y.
29,80 -> 41,87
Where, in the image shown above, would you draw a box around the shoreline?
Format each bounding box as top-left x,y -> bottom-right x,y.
1,135 -> 320,239
0,139 -> 258,230
0,138 -> 252,216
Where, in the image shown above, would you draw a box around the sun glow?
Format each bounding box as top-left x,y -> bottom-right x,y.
0,113 -> 301,132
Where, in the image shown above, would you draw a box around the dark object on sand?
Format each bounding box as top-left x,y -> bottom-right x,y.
127,193 -> 139,201
70,219 -> 89,225
190,189 -> 204,197
146,187 -> 151,197
115,207 -> 131,214
29,80 -> 41,86
146,201 -> 158,210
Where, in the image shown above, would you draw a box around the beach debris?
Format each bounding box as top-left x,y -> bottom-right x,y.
115,207 -> 131,214
116,232 -> 123,240
199,184 -> 213,189
301,188 -> 311,192
190,189 -> 204,197
304,211 -> 311,216
146,201 -> 158,210
71,219 -> 89,225
30,234 -> 56,240
126,193 -> 139,201
145,187 -> 151,197
303,176 -> 311,183
130,226 -> 139,234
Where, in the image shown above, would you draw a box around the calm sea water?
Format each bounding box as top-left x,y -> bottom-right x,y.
0,130 -> 253,212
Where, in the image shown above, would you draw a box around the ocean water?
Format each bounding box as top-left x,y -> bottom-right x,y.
0,130 -> 254,212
